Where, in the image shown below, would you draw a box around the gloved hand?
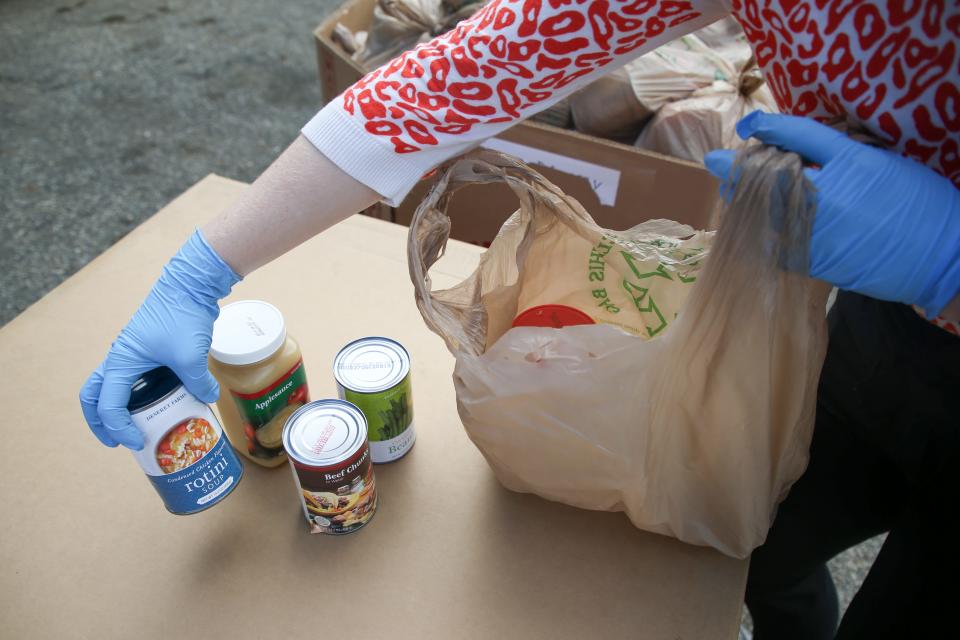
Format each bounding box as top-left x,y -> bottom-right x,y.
79,230 -> 241,449
704,111 -> 960,316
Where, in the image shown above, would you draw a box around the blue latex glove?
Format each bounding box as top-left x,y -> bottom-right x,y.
79,230 -> 241,449
704,111 -> 960,316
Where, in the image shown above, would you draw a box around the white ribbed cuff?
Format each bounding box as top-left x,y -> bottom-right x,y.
302,104 -> 431,206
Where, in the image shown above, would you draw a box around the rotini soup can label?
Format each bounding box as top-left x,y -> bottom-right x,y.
127,367 -> 244,515
334,337 -> 414,464
283,400 -> 377,535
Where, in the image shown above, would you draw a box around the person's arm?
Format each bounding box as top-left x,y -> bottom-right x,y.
201,136 -> 378,276
209,0 -> 735,277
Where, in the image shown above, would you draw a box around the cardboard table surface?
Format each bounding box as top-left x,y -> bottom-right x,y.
0,175 -> 746,640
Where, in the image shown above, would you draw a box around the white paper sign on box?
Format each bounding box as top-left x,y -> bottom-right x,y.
480,138 -> 622,207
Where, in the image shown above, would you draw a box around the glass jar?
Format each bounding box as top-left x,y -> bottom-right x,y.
209,300 -> 310,467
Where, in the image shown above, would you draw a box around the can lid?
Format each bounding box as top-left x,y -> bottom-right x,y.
210,300 -> 286,366
334,337 -> 410,394
512,305 -> 596,329
283,400 -> 368,467
127,367 -> 183,412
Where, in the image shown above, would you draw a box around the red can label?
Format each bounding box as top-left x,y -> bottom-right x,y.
290,445 -> 377,535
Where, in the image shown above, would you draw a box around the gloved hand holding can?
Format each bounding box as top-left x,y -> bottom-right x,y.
79,229 -> 242,450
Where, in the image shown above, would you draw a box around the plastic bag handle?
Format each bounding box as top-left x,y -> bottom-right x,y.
407,151 -> 596,356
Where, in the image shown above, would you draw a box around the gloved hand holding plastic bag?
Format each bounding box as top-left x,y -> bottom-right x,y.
408,149 -> 830,558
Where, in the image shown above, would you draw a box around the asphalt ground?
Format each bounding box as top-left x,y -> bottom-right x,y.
0,0 -> 329,325
1,0 -> 883,626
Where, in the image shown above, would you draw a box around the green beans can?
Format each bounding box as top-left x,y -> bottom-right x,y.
334,337 -> 414,463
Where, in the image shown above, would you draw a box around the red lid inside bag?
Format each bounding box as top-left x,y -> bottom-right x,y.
512,305 -> 596,329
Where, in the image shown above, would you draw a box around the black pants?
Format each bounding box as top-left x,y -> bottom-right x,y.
745,292 -> 960,639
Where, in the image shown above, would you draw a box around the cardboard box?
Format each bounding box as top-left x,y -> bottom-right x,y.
313,0 -> 720,244
396,121 -> 719,245
0,175 -> 747,639
360,199 -> 393,221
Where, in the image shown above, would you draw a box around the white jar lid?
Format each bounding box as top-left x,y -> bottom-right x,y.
210,300 -> 286,366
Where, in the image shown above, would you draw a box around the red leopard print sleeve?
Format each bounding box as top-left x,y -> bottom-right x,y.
343,0 -> 711,155
303,0 -> 958,200
302,0 -> 724,203
731,0 -> 960,188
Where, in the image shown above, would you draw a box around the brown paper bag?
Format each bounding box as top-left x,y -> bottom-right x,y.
634,58 -> 779,163
569,18 -> 756,142
408,149 -> 830,558
336,0 -> 485,69
569,68 -> 652,142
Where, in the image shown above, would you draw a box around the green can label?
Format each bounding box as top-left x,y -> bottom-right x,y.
231,360 -> 309,459
341,375 -> 414,463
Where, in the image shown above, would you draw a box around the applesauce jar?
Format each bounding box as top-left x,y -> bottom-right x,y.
209,300 -> 310,467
